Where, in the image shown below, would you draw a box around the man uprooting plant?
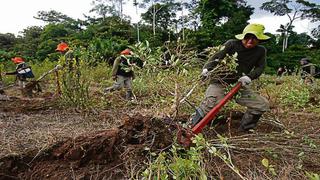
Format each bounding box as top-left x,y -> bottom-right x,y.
191,23 -> 271,132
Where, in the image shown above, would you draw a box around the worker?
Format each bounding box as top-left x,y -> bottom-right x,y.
277,66 -> 287,77
299,57 -> 317,84
4,57 -> 34,89
191,23 -> 271,132
56,42 -> 78,72
104,48 -> 143,100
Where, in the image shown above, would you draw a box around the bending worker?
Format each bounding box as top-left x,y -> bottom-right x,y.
191,24 -> 270,132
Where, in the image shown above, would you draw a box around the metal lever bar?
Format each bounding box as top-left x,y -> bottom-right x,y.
192,82 -> 242,134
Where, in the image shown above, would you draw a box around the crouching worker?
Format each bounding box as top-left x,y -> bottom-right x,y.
299,57 -> 318,84
5,57 -> 34,89
104,48 -> 143,100
191,24 -> 270,132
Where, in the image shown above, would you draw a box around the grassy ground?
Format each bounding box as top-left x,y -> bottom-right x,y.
1,62 -> 320,179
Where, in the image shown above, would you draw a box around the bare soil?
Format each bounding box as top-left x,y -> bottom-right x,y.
0,93 -> 319,179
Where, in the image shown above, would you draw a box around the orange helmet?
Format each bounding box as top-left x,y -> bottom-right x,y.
11,57 -> 24,64
120,48 -> 132,55
56,42 -> 69,52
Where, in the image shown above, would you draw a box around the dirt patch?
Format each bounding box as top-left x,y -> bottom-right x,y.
0,114 -> 173,179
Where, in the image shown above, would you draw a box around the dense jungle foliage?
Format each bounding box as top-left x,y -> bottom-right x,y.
0,0 -> 319,74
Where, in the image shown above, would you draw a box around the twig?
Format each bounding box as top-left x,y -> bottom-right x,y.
28,144 -> 48,165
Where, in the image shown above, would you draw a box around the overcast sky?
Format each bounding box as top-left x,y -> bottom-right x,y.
0,0 -> 319,36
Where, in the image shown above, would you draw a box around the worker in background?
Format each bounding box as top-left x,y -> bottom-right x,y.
191,23 -> 271,132
56,42 -> 79,72
104,48 -> 143,100
4,57 -> 34,89
299,57 -> 317,84
277,66 -> 287,77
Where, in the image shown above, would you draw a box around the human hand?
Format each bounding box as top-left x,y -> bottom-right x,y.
238,75 -> 251,86
201,68 -> 210,77
200,69 -> 210,81
112,75 -> 117,81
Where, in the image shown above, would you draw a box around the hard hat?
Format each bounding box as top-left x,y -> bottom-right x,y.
235,24 -> 270,41
120,48 -> 132,55
11,57 -> 24,64
56,42 -> 69,52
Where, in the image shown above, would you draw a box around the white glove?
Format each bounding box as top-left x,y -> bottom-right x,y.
201,69 -> 209,77
238,75 -> 251,86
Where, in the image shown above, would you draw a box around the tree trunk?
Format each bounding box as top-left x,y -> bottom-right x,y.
153,4 -> 156,36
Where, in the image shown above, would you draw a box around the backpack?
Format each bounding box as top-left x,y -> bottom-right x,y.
16,62 -> 35,78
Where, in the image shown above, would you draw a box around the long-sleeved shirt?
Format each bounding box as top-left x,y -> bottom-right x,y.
111,55 -> 143,77
204,39 -> 267,84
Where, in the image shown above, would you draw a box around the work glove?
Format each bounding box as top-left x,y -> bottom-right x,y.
200,68 -> 210,81
238,75 -> 251,86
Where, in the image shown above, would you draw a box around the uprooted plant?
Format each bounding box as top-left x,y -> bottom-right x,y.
142,134 -> 246,180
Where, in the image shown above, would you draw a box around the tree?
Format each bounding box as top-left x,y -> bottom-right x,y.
133,0 -> 141,42
276,23 -> 295,52
188,0 -> 253,48
0,33 -> 16,51
34,10 -> 74,23
261,0 -> 320,51
140,0 -> 175,36
14,26 -> 43,59
90,0 -> 126,20
141,1 -> 181,33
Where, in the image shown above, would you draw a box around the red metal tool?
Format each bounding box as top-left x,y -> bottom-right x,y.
177,82 -> 242,146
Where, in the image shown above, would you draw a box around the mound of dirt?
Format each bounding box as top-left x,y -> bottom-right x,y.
0,114 -> 173,179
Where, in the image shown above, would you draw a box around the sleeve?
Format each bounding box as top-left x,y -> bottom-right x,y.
247,47 -> 267,80
203,40 -> 233,71
111,57 -> 121,77
6,64 -> 24,75
5,71 -> 17,75
310,64 -> 316,75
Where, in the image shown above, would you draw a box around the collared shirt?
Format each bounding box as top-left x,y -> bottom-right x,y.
204,39 -> 267,84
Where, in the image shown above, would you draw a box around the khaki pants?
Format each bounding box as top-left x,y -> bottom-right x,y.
199,83 -> 269,115
105,75 -> 132,92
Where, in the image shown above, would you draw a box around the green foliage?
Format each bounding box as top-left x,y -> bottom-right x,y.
0,33 -> 16,51
85,37 -> 128,65
261,158 -> 277,176
141,1 -> 180,31
142,134 -> 207,179
278,81 -> 310,108
58,54 -> 92,109
13,26 -> 43,59
305,171 -> 320,180
143,134 -> 247,179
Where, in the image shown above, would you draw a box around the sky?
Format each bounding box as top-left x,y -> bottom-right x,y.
0,0 -> 319,36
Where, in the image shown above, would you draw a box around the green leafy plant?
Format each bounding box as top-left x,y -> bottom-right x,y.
58,52 -> 92,109
305,171 -> 320,180
261,158 -> 277,176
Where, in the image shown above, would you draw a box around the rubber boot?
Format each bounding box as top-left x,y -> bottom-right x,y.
239,112 -> 262,131
190,107 -> 205,126
104,87 -> 113,95
125,90 -> 134,100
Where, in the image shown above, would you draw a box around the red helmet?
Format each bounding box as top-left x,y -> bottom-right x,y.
120,48 -> 132,55
56,42 -> 69,52
11,57 -> 24,64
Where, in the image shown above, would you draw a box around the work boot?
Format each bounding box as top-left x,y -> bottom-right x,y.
190,107 -> 205,126
103,87 -> 112,95
125,90 -> 134,100
238,112 -> 262,131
